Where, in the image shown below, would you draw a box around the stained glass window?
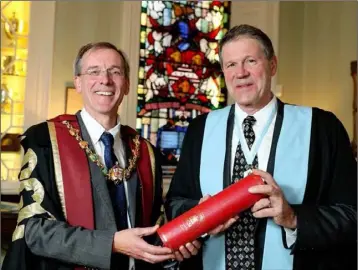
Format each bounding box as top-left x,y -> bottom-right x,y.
136,1 -> 231,165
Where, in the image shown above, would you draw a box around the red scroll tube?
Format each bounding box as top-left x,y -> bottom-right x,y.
158,174 -> 266,250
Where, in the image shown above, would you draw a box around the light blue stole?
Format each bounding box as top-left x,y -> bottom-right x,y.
200,104 -> 312,270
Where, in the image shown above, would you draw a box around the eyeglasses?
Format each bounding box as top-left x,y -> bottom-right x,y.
79,67 -> 125,78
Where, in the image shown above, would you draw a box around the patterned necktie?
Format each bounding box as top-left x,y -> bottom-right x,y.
100,132 -> 128,231
225,116 -> 258,270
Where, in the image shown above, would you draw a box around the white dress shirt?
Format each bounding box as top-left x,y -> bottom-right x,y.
80,108 -> 135,270
231,97 -> 297,247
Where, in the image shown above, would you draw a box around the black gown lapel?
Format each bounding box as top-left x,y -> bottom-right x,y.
223,105 -> 236,188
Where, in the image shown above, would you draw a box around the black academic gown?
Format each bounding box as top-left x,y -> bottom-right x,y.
2,119 -> 165,270
165,100 -> 357,270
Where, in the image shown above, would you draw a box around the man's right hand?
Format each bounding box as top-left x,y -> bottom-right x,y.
199,195 -> 239,235
112,225 -> 175,264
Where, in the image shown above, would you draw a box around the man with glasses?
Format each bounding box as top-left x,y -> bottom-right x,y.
3,42 -> 198,270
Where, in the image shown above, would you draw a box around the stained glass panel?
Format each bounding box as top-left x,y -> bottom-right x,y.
137,1 -> 231,165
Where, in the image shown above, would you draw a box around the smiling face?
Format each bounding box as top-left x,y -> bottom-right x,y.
74,48 -> 129,119
221,37 -> 277,113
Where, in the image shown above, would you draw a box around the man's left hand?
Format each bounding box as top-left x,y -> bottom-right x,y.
248,169 -> 297,229
173,240 -> 202,262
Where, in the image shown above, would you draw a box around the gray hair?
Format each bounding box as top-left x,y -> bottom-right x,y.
219,24 -> 275,66
73,42 -> 130,80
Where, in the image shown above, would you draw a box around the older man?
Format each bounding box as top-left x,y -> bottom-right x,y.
165,24 -> 357,270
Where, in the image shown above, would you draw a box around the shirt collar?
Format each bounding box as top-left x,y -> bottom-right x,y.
80,108 -> 121,145
235,95 -> 277,131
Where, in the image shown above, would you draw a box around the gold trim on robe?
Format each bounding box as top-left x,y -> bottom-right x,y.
13,149 -> 56,241
47,122 -> 67,219
144,140 -> 156,204
12,225 -> 25,242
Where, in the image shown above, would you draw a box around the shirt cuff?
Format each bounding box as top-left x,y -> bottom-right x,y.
284,227 -> 297,248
